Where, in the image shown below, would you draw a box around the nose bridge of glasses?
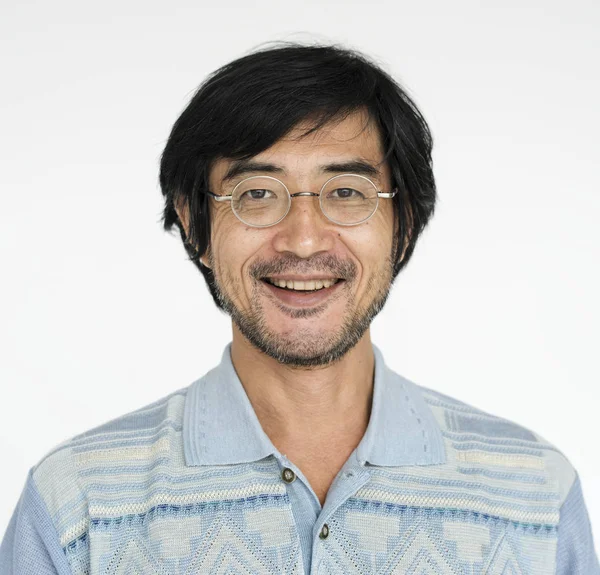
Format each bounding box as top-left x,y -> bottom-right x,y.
287,190 -> 326,224
287,191 -> 331,225
290,191 -> 320,198
274,191 -> 336,255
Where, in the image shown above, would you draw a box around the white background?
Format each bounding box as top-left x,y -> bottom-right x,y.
1,0 -> 599,552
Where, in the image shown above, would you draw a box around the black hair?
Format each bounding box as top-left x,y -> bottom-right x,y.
159,42 -> 436,309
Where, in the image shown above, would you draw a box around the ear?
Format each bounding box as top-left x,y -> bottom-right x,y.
174,196 -> 213,269
397,203 -> 413,264
200,253 -> 212,269
174,196 -> 190,238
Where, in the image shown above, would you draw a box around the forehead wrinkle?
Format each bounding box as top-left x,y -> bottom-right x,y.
289,106 -> 374,139
214,111 -> 389,189
257,122 -> 385,174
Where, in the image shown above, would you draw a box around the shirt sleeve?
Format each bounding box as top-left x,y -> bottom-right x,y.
555,473 -> 600,574
0,469 -> 73,575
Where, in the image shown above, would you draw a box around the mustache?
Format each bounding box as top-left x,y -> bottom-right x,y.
250,254 -> 357,281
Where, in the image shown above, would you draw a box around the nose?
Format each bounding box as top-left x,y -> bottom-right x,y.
271,195 -> 336,259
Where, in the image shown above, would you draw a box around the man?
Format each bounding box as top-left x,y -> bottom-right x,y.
1,43 -> 597,574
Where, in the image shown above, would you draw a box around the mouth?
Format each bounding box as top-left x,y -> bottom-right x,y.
262,277 -> 342,292
259,276 -> 346,308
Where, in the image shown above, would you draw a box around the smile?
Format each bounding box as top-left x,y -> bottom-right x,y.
259,276 -> 345,309
264,278 -> 341,292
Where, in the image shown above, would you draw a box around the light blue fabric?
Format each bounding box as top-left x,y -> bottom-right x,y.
1,343 -> 598,574
0,470 -> 72,574
183,344 -> 446,571
556,474 -> 599,573
183,344 -> 446,468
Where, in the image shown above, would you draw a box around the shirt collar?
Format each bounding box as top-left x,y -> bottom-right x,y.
183,343 -> 446,467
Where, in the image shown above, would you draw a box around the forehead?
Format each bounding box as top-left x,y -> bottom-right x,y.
210,110 -> 387,184
282,109 -> 384,155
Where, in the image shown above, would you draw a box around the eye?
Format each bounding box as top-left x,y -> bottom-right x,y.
241,189 -> 275,200
328,187 -> 365,200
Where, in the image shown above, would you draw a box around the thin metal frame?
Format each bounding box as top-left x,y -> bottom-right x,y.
206,173 -> 398,228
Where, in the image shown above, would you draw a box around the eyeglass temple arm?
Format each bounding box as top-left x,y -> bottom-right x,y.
206,191 -> 233,202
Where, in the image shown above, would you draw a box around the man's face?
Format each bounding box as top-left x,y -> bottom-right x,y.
205,110 -> 397,367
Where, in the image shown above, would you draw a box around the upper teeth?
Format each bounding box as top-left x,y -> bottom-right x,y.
267,278 -> 338,291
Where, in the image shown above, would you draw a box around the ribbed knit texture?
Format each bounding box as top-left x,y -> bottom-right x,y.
556,475 -> 599,573
1,344 -> 598,574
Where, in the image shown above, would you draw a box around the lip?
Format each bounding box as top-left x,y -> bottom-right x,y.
263,275 -> 341,282
260,278 -> 345,308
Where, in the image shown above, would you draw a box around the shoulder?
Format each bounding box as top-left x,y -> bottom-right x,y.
417,383 -> 577,506
29,385 -> 190,551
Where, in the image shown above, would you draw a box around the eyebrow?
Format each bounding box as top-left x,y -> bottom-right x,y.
221,158 -> 381,183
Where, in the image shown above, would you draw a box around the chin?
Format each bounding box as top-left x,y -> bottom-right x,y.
236,317 -> 368,368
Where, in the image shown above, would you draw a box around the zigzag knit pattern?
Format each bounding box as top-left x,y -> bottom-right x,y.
31,384 -> 574,574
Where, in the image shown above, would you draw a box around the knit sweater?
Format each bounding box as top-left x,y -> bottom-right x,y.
1,344 -> 598,574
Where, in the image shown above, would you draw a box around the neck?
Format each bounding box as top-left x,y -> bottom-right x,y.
230,326 -> 375,457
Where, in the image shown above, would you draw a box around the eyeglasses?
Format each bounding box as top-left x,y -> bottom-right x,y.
206,173 -> 397,228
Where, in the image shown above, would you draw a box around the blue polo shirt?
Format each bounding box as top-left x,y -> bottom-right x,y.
1,344 -> 598,573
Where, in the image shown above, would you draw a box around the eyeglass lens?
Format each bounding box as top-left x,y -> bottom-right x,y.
230,175 -> 379,227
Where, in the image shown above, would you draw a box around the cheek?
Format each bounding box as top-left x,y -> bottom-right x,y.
207,203 -> 230,252
209,213 -> 241,280
209,212 -> 265,289
349,216 -> 396,293
355,212 -> 395,261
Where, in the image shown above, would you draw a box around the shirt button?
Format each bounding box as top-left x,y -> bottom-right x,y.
281,467 -> 296,483
319,523 -> 330,539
